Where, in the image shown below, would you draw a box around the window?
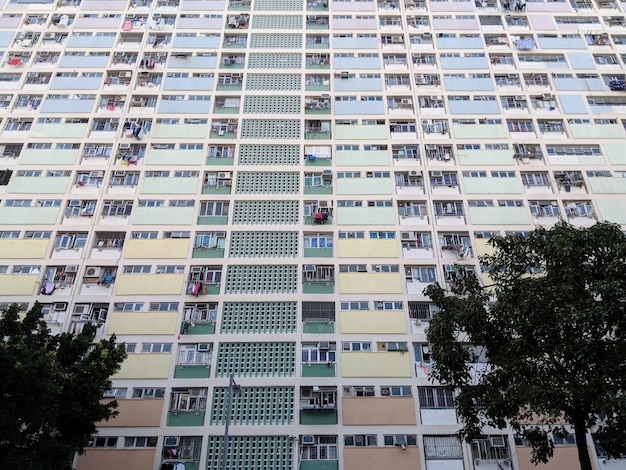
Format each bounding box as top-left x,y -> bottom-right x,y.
381,386 -> 412,396
24,231 -> 51,239
199,201 -> 229,216
123,265 -> 151,274
384,435 -> 417,446
87,437 -> 118,448
342,341 -> 372,351
424,436 -> 463,459
0,231 -> 19,239
344,435 -> 377,446
304,234 -> 334,248
406,266 -> 437,283
337,232 -> 364,239
13,265 -> 40,274
155,266 -> 184,274
149,302 -> 179,311
54,233 -> 87,250
339,264 -> 367,272
103,388 -> 128,399
132,387 -> 165,398
300,436 -> 337,461
340,301 -> 369,310
170,388 -> 207,412
343,385 -> 375,397
141,343 -> 172,353
114,303 -> 144,312
124,437 -> 158,448
302,342 -> 336,363
418,387 -> 455,408
369,231 -> 396,239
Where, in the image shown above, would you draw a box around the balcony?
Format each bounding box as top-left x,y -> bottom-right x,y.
304,172 -> 333,195
302,302 -> 335,334
79,266 -> 117,296
173,345 -> 212,378
300,386 -> 338,424
305,96 -> 331,114
304,120 -> 331,139
181,303 -> 217,335
303,264 -> 335,294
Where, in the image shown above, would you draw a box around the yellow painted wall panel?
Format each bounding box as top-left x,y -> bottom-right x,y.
337,239 -> 398,258
342,397 -> 416,425
338,272 -> 403,294
341,352 -> 412,377
0,274 -> 38,295
114,353 -> 171,379
125,239 -> 189,259
474,238 -> 496,257
107,311 -> 178,335
115,273 -> 184,295
0,239 -> 49,259
344,447 -> 421,470
340,310 -> 406,334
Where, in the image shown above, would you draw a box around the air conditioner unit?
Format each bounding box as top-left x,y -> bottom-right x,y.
103,389 -> 117,398
542,93 -> 553,100
217,172 -> 231,179
514,95 -> 525,101
304,264 -> 316,272
197,343 -> 210,352
121,72 -> 132,78
54,302 -> 68,311
409,170 -> 421,176
113,171 -> 126,177
164,436 -> 180,447
430,95 -> 441,101
65,265 -> 78,273
431,171 -> 443,177
490,437 -> 506,447
322,169 -> 332,175
69,200 -> 82,207
126,14 -> 136,19
319,341 -> 330,350
215,231 -> 226,238
74,304 -> 88,315
393,436 -> 407,446
85,267 -> 102,277
401,232 -> 413,240
114,51 -> 125,57
381,387 -> 390,396
425,144 -> 437,150
112,200 -> 123,206
39,51 -> 49,57
301,435 -> 315,445
89,171 -> 104,178
119,143 -> 131,150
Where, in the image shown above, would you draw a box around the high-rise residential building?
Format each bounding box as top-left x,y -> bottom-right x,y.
0,0 -> 624,468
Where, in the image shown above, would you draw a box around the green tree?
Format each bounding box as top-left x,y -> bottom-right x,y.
424,222 -> 626,470
0,301 -> 127,470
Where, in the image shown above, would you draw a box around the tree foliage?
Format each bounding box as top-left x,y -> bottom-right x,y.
0,302 -> 127,470
424,222 -> 626,470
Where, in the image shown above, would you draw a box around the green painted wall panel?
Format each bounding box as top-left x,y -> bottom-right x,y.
133,207 -> 195,225
596,198 -> 626,224
192,248 -> 225,258
146,149 -> 204,166
30,123 -> 88,139
167,411 -> 206,427
453,124 -> 508,139
603,143 -> 626,165
303,282 -> 335,294
174,365 -> 211,379
336,207 -> 396,225
0,207 -> 60,225
468,206 -> 531,225
303,321 -> 335,334
299,411 -> 338,425
588,177 -> 626,194
139,177 -> 200,194
198,215 -> 229,225
8,177 -> 70,194
301,363 -> 336,377
304,247 -> 333,258
334,125 -> 387,140
336,178 -> 393,195
457,149 -> 515,166
19,149 -> 80,165
462,178 -> 523,194
151,124 -> 207,139
336,150 -> 390,166
570,125 -> 625,140
299,461 -> 338,470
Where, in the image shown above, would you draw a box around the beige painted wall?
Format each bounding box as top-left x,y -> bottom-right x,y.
337,239 -> 399,258
0,239 -> 49,258
341,351 -> 412,377
516,446 -> 585,470
76,449 -> 157,470
344,447 -> 421,470
115,273 -> 185,295
98,399 -> 164,427
342,397 -> 416,425
340,310 -> 407,334
114,354 -> 172,379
